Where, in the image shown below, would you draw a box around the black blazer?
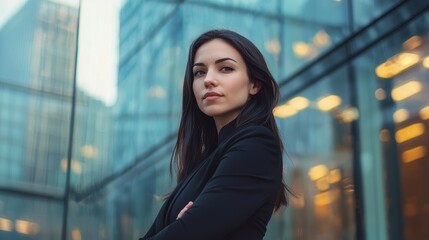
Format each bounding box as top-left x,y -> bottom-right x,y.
140,122 -> 283,240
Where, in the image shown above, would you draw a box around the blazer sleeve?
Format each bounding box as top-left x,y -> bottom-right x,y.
144,126 -> 282,240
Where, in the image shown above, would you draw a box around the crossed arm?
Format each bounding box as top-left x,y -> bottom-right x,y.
141,128 -> 282,240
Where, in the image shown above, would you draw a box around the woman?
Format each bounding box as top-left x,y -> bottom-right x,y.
140,29 -> 288,240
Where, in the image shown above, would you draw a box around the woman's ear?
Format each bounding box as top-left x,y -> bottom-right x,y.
249,82 -> 261,95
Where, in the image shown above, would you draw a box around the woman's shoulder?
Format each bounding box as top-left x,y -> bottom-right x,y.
233,124 -> 276,140
223,124 -> 279,151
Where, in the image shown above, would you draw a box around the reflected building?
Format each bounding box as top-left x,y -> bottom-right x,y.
0,0 -> 77,190
0,0 -> 111,239
0,0 -> 78,239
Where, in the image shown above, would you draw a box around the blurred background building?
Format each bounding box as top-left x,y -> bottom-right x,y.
0,0 -> 428,239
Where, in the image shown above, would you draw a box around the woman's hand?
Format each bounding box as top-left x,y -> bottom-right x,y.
176,201 -> 193,220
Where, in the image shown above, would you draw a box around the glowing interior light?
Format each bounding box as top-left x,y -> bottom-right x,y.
391,80 -> 422,102
288,96 -> 309,110
60,159 -> 82,175
72,228 -> 82,240
420,105 -> 429,120
379,129 -> 390,142
148,86 -> 166,99
265,38 -> 281,55
328,169 -> 341,183
0,217 -> 13,232
72,161 -> 82,175
316,177 -> 330,191
375,52 -> 420,78
15,220 -> 40,235
375,88 -> 386,100
312,30 -> 331,47
81,145 -> 98,158
423,56 -> 429,68
395,123 -> 425,143
393,109 -> 409,123
402,36 -> 422,50
317,95 -> 341,112
293,41 -> 316,58
273,104 -> 297,118
340,107 -> 359,123
402,146 -> 426,163
314,192 -> 333,206
308,164 -> 328,181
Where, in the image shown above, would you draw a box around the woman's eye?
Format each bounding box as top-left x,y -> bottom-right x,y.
220,67 -> 233,72
193,70 -> 205,77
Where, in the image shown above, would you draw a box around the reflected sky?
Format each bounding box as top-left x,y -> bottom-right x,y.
0,0 -> 122,106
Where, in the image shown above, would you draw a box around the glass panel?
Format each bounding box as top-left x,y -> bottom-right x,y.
0,88 -> 72,190
0,0 -> 78,190
0,193 -> 63,240
196,0 -> 279,13
0,0 -> 78,239
280,0 -> 349,76
352,0 -> 401,30
274,67 -> 355,239
353,9 -> 429,240
68,145 -> 174,240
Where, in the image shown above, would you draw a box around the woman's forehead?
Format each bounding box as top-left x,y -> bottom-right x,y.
193,39 -> 242,64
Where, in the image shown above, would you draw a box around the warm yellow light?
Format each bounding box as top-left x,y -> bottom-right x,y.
420,105 -> 429,120
402,146 -> 426,163
314,192 -> 333,206
375,52 -> 420,78
72,228 -> 82,240
395,123 -> 425,143
61,159 -> 68,172
288,96 -> 309,110
312,30 -> 331,47
375,88 -> 386,100
293,41 -> 316,58
81,145 -> 98,159
316,177 -> 330,191
273,104 -> 298,118
71,161 -> 82,175
403,36 -> 422,50
265,38 -> 281,55
0,217 -> 13,232
379,129 -> 390,142
317,95 -> 341,111
15,220 -> 40,235
61,159 -> 82,174
308,164 -> 328,181
391,80 -> 422,102
148,86 -> 166,99
340,107 -> 359,122
328,169 -> 341,183
423,56 -> 429,68
393,109 -> 409,123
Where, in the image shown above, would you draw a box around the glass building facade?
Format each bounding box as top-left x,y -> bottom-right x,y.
0,0 -> 428,239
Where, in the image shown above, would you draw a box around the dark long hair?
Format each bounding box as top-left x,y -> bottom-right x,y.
171,29 -> 288,210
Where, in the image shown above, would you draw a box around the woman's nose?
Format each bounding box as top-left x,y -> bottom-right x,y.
203,70 -> 217,87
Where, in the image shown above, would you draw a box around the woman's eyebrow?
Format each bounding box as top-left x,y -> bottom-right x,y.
193,57 -> 237,67
215,57 -> 237,64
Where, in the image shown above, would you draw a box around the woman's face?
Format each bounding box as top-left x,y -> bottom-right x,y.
192,39 -> 259,131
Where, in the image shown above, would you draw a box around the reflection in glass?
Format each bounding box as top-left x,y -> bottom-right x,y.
276,67 -> 355,239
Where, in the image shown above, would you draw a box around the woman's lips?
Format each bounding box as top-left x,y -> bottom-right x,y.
203,92 -> 222,100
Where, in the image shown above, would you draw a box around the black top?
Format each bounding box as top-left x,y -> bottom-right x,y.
140,121 -> 283,240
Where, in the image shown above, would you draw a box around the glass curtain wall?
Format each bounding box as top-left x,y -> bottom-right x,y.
1,0 -> 428,240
